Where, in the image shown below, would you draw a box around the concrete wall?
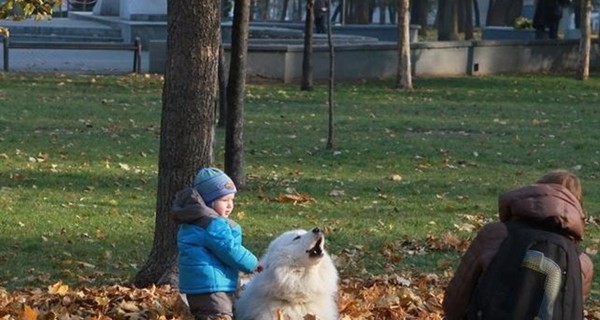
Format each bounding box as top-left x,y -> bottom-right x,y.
149,39 -> 599,82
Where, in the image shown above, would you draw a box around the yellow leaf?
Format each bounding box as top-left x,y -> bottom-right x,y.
48,281 -> 69,296
119,300 -> 140,312
95,296 -> 110,306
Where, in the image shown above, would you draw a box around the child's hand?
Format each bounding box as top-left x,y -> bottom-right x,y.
255,265 -> 263,273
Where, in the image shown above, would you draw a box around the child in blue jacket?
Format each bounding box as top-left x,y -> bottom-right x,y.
172,167 -> 258,320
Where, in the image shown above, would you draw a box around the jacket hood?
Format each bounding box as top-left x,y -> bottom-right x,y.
498,183 -> 585,240
171,187 -> 219,227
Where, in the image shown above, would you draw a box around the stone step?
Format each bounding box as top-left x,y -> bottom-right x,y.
7,33 -> 123,43
0,17 -> 123,42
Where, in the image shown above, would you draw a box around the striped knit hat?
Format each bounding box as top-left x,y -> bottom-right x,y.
193,167 -> 237,206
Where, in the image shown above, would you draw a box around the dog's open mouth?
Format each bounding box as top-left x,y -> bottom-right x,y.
306,236 -> 324,258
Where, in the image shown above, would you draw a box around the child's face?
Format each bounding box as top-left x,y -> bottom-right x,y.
212,193 -> 235,218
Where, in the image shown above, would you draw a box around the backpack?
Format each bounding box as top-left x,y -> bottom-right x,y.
466,221 -> 583,320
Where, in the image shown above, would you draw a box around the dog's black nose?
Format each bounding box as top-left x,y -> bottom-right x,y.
312,227 -> 320,234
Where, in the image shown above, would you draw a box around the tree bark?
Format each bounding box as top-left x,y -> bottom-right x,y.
397,0 -> 412,90
462,0 -> 474,39
437,0 -> 459,41
411,0 -> 428,36
218,43 -> 228,128
225,0 -> 250,188
355,0 -> 371,24
133,0 -> 219,288
577,0 -> 591,80
326,0 -> 335,150
301,0 -> 315,91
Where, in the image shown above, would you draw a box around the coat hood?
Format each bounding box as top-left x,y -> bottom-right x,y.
498,183 -> 585,240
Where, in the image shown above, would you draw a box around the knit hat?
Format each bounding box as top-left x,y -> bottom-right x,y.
193,167 -> 237,206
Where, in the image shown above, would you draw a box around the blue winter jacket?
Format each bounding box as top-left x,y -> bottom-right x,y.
171,187 -> 258,294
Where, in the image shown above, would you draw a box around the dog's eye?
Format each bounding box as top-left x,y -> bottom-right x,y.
293,235 -> 301,240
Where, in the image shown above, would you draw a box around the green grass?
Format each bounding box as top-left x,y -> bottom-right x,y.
1,73 -> 599,301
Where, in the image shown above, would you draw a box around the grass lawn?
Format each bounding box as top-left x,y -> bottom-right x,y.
1,72 -> 599,311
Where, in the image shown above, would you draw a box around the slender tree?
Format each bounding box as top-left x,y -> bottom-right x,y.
397,0 -> 412,90
326,0 -> 335,149
301,0 -> 315,91
577,0 -> 592,80
134,0 -> 220,287
225,0 -> 250,188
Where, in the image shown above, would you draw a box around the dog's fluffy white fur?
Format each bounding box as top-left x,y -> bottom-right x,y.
235,228 -> 339,320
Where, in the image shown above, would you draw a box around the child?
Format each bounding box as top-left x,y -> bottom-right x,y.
171,167 -> 258,320
443,170 -> 593,320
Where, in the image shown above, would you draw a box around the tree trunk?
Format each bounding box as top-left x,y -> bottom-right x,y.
326,0 -> 335,150
577,0 -> 591,80
411,0 -> 429,36
218,43 -> 228,128
301,0 -> 315,91
355,0 -> 371,24
437,0 -> 459,40
379,0 -> 386,24
225,0 -> 250,188
397,0 -> 412,90
462,0 -> 474,39
134,0 -> 219,288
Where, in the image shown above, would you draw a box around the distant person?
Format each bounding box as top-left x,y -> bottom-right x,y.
314,0 -> 329,34
443,170 -> 593,320
172,167 -> 259,320
533,0 -> 570,39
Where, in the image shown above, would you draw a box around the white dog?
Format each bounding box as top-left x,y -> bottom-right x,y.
235,227 -> 339,320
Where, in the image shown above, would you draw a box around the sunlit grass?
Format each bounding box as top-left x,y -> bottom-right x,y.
1,73 -> 599,301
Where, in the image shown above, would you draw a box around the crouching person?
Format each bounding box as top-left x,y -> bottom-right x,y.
443,170 -> 593,320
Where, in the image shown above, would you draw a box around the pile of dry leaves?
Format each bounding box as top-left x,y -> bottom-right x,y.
0,273 -> 443,320
1,273 -> 600,320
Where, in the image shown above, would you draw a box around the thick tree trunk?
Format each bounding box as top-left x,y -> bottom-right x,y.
218,44 -> 228,128
301,0 -> 315,91
577,0 -> 592,80
397,0 -> 412,90
133,0 -> 219,288
225,0 -> 250,188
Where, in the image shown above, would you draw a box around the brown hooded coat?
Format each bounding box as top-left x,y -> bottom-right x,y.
443,183 -> 594,320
